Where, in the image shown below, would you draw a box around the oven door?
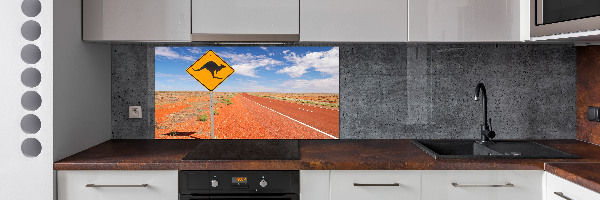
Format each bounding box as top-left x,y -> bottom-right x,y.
180,194 -> 299,200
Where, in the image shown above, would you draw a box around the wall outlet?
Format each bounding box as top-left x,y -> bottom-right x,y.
589,106 -> 600,122
129,106 -> 142,119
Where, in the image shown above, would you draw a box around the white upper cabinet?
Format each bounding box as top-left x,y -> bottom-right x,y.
83,0 -> 191,41
300,0 -> 408,42
191,0 -> 299,41
81,0 -> 531,42
409,0 -> 530,42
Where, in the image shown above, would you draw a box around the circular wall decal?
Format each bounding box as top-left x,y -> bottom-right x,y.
21,0 -> 41,17
21,68 -> 41,88
21,20 -> 41,41
21,91 -> 42,111
20,114 -> 41,134
21,138 -> 42,157
21,44 -> 41,64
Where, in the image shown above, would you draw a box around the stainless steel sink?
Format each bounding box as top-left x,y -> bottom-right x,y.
412,140 -> 579,159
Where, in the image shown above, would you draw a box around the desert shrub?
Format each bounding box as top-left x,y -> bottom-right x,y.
221,98 -> 232,105
197,114 -> 208,121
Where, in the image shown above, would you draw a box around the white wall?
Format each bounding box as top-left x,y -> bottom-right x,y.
0,0 -> 54,199
1,0 -> 110,199
53,0 -> 111,162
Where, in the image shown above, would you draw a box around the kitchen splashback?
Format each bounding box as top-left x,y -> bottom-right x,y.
154,46 -> 339,139
112,43 -> 576,139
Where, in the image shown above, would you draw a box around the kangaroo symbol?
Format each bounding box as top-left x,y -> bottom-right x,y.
194,61 -> 226,79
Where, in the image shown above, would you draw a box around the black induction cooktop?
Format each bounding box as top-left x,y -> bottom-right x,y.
182,140 -> 300,160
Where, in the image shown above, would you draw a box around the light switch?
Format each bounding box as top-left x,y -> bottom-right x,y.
129,106 -> 142,119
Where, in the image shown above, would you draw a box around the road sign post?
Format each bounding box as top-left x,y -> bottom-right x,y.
210,91 -> 214,139
186,50 -> 235,139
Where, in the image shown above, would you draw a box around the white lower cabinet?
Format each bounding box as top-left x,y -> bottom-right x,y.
330,170 -> 421,200
57,170 -> 178,200
57,169 -> 600,200
422,170 -> 543,200
300,170 -> 330,200
545,172 -> 600,200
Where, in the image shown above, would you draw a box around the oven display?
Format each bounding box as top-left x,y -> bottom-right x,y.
232,177 -> 247,184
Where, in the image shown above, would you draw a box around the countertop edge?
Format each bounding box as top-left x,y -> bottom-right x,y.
545,162 -> 600,194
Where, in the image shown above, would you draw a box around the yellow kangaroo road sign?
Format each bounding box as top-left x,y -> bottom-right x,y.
186,50 -> 235,91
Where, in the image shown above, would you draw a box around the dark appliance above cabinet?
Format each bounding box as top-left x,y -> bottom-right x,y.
532,0 -> 600,38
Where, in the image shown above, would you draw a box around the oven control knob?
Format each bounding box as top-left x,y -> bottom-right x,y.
259,179 -> 267,187
211,180 -> 219,188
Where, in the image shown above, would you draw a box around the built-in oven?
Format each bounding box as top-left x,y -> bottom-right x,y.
179,171 -> 299,200
532,0 -> 600,37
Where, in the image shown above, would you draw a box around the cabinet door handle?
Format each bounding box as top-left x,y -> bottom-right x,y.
451,183 -> 514,188
86,184 -> 149,188
353,183 -> 400,186
554,192 -> 573,200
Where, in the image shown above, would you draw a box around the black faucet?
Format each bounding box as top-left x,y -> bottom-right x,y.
474,83 -> 495,143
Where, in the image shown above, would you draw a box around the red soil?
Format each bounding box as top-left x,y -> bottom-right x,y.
154,92 -> 339,139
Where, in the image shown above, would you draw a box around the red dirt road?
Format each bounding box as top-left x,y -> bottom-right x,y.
240,93 -> 339,139
214,94 -> 336,139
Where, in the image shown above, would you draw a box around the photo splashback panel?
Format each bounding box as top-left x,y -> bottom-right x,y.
154,46 -> 339,139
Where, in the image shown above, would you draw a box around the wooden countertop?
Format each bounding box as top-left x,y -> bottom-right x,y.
54,139 -> 600,193
54,139 -> 600,171
545,162 -> 600,194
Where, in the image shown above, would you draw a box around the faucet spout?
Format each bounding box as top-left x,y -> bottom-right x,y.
474,83 -> 495,142
474,83 -> 488,129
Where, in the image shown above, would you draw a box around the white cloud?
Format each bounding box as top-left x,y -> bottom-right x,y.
275,65 -> 308,78
283,50 -> 290,54
155,47 -> 196,62
280,75 -> 339,93
217,52 -> 283,77
231,63 -> 261,77
187,47 -> 203,55
156,84 -> 174,91
260,47 -> 268,51
276,47 -> 339,78
226,79 -> 279,92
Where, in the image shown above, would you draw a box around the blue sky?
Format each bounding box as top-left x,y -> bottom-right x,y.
155,47 -> 339,93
